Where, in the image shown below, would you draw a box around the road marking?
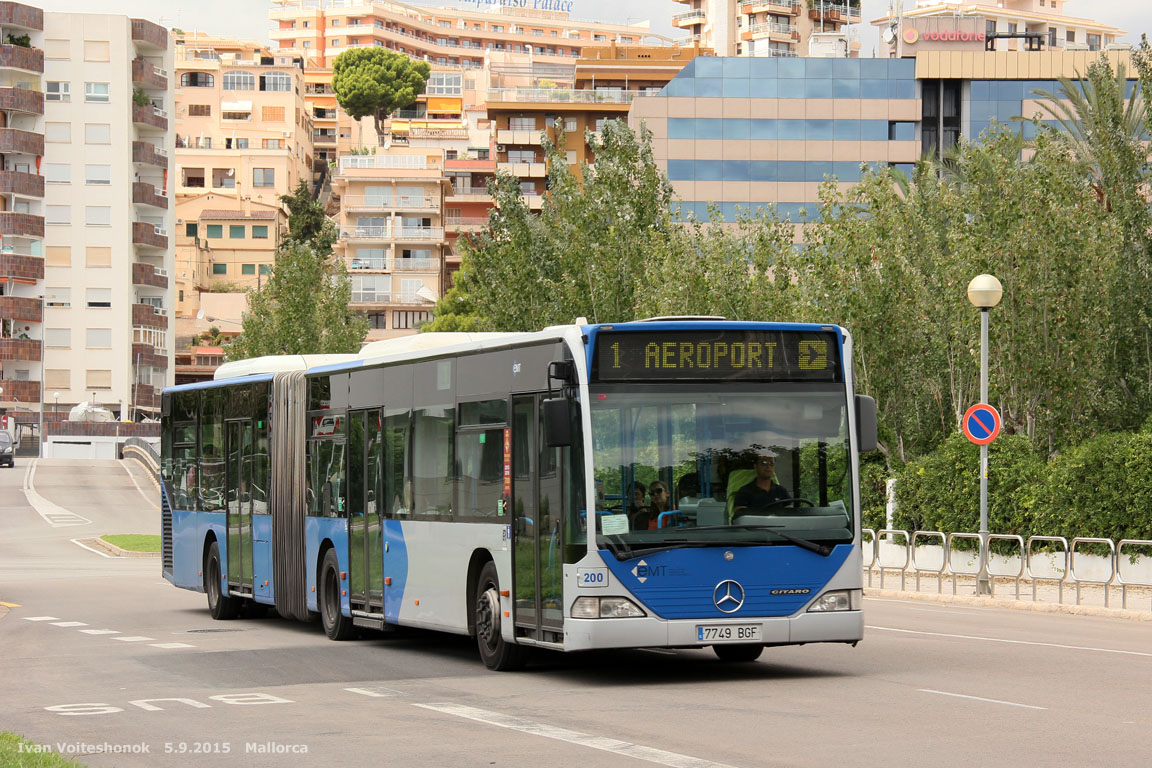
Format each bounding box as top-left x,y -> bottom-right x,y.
413,703 -> 740,768
112,636 -> 155,642
868,625 -> 1152,658
51,621 -> 88,627
0,601 -> 22,608
79,629 -> 120,635
70,538 -> 113,558
120,459 -> 159,510
346,687 -> 407,698
918,689 -> 1047,710
149,643 -> 195,649
24,616 -> 62,622
24,460 -> 92,528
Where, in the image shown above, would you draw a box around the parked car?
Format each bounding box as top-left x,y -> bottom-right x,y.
0,431 -> 14,467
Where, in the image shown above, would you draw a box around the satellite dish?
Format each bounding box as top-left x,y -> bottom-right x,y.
196,309 -> 205,320
883,27 -> 896,44
227,168 -> 234,176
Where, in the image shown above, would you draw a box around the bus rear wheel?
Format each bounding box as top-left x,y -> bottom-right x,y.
320,548 -> 354,641
205,541 -> 240,620
474,562 -> 526,671
713,643 -> 764,662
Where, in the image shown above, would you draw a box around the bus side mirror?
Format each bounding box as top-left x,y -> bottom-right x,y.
855,395 -> 877,452
542,398 -> 573,448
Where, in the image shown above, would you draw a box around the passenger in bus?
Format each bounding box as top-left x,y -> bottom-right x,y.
732,451 -> 791,514
628,481 -> 648,528
637,480 -> 672,529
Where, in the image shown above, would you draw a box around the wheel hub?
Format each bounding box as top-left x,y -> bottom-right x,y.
476,588 -> 500,646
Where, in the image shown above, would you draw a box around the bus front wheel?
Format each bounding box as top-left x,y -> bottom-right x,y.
474,562 -> 526,671
320,548 -> 354,641
205,541 -> 240,620
713,643 -> 764,662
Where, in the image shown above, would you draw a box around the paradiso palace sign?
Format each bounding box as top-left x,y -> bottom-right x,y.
901,17 -> 986,51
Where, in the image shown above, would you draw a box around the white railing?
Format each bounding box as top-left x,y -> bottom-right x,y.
393,257 -> 439,271
339,155 -> 438,170
445,216 -> 488,227
351,290 -> 391,303
747,22 -> 796,37
349,258 -> 389,270
341,226 -> 391,239
489,87 -> 639,105
673,10 -> 706,23
449,185 -> 491,196
770,48 -> 799,57
394,226 -> 443,240
342,195 -> 439,209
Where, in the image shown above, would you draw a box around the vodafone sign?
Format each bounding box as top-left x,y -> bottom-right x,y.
901,18 -> 987,50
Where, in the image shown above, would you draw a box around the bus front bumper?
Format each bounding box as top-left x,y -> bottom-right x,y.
561,609 -> 863,652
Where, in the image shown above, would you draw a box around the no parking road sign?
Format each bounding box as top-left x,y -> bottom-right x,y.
962,403 -> 1001,445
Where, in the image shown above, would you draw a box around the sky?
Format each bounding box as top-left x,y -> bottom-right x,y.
32,0 -> 1152,57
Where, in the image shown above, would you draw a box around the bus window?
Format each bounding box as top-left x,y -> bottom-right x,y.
413,406 -> 454,516
200,388 -> 226,512
455,426 -> 504,517
382,408 -> 410,517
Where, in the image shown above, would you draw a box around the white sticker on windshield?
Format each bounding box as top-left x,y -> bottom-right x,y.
600,514 -> 629,536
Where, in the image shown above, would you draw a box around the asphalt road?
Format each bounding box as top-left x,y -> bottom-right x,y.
1,458 -> 1149,767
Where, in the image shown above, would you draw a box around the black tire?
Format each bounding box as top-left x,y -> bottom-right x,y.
320,548 -> 354,641
474,561 -> 527,671
205,541 -> 240,620
713,643 -> 764,662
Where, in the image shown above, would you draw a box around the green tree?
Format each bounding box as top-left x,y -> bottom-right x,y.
331,48 -> 430,139
280,179 -> 336,252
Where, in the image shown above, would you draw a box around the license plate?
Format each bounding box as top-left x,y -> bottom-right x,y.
696,624 -> 761,643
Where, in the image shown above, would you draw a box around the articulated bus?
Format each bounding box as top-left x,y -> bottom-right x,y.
160,319 -> 876,670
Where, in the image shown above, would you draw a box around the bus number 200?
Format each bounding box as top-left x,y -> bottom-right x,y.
578,569 -> 608,587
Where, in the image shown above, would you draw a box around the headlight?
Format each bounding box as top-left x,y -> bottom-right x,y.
571,596 -> 646,618
807,589 -> 862,612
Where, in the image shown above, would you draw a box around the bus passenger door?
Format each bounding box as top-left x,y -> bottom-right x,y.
511,395 -> 565,643
225,419 -> 254,595
348,409 -> 385,616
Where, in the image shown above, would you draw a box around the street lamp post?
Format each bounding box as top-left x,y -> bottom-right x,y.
967,274 -> 1003,596
53,391 -> 60,418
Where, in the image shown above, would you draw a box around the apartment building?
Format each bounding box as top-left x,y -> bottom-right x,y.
331,148 -> 449,339
171,34 -> 313,319
628,47 -> 1132,228
486,44 -> 711,209
0,8 -> 176,448
673,0 -> 863,58
872,1 -> 1125,56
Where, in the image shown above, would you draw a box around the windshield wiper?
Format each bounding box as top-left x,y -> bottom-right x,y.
608,540 -> 762,561
598,534 -> 632,559
678,525 -> 836,557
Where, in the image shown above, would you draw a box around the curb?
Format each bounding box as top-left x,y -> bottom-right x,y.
864,588 -> 1152,622
80,537 -> 161,559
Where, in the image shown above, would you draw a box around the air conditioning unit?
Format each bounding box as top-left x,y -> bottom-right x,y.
496,144 -> 505,152
282,131 -> 291,137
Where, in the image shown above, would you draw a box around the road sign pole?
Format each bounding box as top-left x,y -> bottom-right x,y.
978,308 -> 990,595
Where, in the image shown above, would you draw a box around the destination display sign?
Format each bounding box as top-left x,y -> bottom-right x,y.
592,330 -> 842,382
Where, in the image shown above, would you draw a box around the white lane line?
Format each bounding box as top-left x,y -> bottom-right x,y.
149,643 -> 195,649
70,538 -> 113,558
919,689 -> 1047,710
112,636 -> 155,642
78,629 -> 120,635
119,459 -> 159,510
50,621 -> 88,627
24,460 -> 92,528
346,687 -> 407,698
864,598 -> 946,607
868,625 -> 1152,658
24,616 -> 62,622
413,703 -> 741,768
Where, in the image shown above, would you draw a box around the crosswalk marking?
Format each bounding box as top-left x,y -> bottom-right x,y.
24,616 -> 61,622
112,636 -> 155,642
51,621 -> 88,627
346,687 -> 407,698
149,643 -> 195,649
78,629 -> 120,635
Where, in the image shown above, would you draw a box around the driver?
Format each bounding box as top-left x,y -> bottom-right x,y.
732,451 -> 790,513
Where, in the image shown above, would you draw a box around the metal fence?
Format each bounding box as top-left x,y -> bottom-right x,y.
861,528 -> 1152,610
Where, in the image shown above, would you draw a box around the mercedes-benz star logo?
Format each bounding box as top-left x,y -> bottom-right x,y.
713,580 -> 745,613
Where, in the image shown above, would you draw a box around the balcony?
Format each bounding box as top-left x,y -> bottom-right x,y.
338,155 -> 439,171
488,87 -> 638,105
132,342 -> 168,370
132,221 -> 168,250
342,194 -> 440,212
312,131 -> 337,145
0,211 -> 43,239
349,257 -> 390,271
0,86 -> 42,115
131,57 -> 167,89
132,261 -> 168,289
394,226 -> 444,241
0,168 -> 42,198
741,0 -> 800,14
340,226 -> 391,241
393,257 -> 439,271
0,2 -> 43,31
0,295 -> 41,321
131,18 -> 168,51
0,126 -> 41,156
0,44 -> 43,73
497,162 -> 547,178
0,338 -> 39,362
132,181 -> 168,209
445,216 -> 487,232
497,129 -> 543,146
132,141 -> 168,169
673,9 -> 706,27
134,383 -> 160,410
744,22 -> 798,41
447,185 -> 493,201
132,103 -> 168,131
0,378 -> 38,402
350,291 -> 392,307
132,303 -> 168,329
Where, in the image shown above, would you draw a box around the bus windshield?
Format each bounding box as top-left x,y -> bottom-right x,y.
590,385 -> 853,555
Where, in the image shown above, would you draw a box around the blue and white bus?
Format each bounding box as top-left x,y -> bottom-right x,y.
161,319 -> 876,669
